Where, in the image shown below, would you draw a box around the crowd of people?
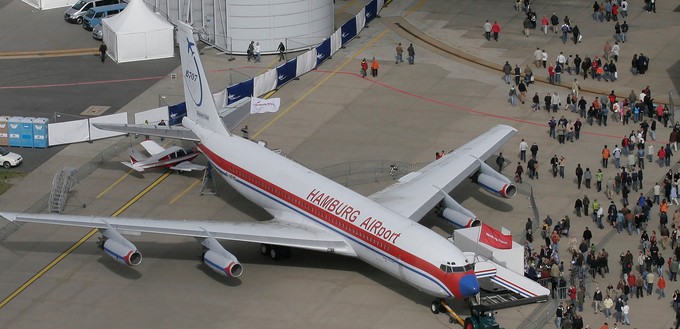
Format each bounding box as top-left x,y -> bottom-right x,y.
490,2 -> 675,327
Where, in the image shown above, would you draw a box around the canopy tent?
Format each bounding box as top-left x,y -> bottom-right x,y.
103,0 -> 174,63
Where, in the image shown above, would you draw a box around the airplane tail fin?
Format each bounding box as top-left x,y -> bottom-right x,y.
128,147 -> 146,164
176,22 -> 230,136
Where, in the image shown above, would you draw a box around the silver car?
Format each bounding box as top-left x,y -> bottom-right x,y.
92,24 -> 103,40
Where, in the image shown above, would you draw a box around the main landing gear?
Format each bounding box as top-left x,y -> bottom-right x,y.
260,244 -> 291,260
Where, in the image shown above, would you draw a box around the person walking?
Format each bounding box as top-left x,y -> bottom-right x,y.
509,85 -> 517,106
247,41 -> 254,62
395,43 -> 404,64
496,153 -> 505,172
484,20 -> 492,41
576,164 -> 584,188
370,57 -> 380,77
519,139 -> 528,162
407,44 -> 415,64
491,21 -> 501,41
360,58 -> 368,78
99,42 -> 107,63
254,42 -> 262,62
277,42 -> 286,61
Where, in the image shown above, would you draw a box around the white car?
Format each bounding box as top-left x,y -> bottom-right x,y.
0,147 -> 22,169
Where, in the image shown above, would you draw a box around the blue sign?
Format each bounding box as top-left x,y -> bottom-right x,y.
168,102 -> 187,126
227,79 -> 254,105
341,17 -> 357,45
276,59 -> 297,88
365,0 -> 378,23
316,38 -> 331,67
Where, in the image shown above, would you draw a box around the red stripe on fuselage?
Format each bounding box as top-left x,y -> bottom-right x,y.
198,144 -> 467,298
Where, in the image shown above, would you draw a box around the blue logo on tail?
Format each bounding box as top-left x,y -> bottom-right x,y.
185,37 -> 203,107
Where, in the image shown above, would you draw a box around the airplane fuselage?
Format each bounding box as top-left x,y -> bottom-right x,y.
197,129 -> 479,299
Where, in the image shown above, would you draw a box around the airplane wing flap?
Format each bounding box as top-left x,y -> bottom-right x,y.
369,124 -> 517,222
1,213 -> 355,257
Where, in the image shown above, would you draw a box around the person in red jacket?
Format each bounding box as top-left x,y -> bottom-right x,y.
491,21 -> 501,41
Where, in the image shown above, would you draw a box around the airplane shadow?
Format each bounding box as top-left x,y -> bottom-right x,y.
96,257 -> 143,280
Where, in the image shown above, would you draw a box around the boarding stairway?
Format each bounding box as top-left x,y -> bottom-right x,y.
49,167 -> 78,213
475,291 -> 530,310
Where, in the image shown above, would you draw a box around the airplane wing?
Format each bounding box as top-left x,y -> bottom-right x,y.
139,140 -> 168,155
368,125 -> 517,222
170,161 -> 206,172
0,212 -> 356,257
92,123 -> 200,142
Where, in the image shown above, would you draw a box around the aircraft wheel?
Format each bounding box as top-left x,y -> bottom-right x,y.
449,317 -> 454,324
269,247 -> 279,260
260,244 -> 270,255
464,317 -> 476,329
430,301 -> 440,314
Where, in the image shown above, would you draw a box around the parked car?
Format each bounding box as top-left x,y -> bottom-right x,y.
64,0 -> 121,25
92,23 -> 103,40
0,147 -> 22,169
82,3 -> 126,31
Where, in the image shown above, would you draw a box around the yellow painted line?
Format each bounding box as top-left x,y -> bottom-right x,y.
168,179 -> 201,205
113,171 -> 172,216
0,228 -> 99,309
0,171 -> 172,309
405,0 -> 428,17
252,28 -> 391,140
97,169 -> 133,199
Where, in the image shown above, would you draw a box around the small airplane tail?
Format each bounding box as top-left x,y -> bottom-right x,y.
128,147 -> 147,164
176,22 -> 230,137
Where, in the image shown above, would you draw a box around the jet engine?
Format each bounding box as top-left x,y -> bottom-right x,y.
200,230 -> 243,278
475,161 -> 517,198
202,250 -> 243,277
102,238 -> 142,266
436,190 -> 481,228
98,225 -> 142,266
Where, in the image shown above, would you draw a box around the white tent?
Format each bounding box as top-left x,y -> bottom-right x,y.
103,0 -> 174,63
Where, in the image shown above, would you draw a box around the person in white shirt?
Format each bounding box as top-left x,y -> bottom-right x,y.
519,139 -> 528,162
254,42 -> 262,62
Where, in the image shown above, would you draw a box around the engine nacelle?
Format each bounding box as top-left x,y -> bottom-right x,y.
435,189 -> 481,228
441,208 -> 481,228
203,250 -> 243,277
102,238 -> 142,266
476,161 -> 517,198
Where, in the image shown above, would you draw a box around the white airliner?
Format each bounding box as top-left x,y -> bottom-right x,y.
1,23 -> 520,311
122,139 -> 205,172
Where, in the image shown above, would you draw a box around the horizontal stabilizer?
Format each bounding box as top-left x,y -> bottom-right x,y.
93,123 -> 199,142
120,162 -> 143,172
170,161 -> 206,172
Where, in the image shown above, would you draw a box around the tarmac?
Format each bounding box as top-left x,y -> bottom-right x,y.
1,0 -> 680,328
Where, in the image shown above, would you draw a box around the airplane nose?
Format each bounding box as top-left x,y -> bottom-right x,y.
459,274 -> 480,297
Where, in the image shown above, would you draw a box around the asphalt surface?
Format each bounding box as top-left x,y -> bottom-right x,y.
0,0 -> 180,172
1,0 -> 680,328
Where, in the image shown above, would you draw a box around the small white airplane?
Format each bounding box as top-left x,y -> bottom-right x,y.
1,22 -> 521,311
122,139 -> 205,172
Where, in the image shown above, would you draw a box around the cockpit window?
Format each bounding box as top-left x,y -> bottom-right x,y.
440,263 -> 475,273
